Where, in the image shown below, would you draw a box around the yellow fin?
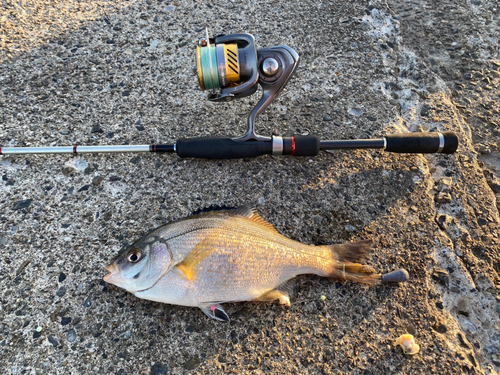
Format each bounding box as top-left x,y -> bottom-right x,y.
177,234 -> 219,281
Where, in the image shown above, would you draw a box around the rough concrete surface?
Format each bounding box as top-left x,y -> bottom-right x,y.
0,0 -> 499,374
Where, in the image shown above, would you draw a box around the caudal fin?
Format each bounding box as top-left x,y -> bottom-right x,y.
325,240 -> 381,284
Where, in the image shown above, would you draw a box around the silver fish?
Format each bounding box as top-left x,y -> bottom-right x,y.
103,206 -> 382,321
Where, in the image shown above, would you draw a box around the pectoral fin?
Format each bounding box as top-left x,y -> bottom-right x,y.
199,303 -> 229,322
177,234 -> 219,281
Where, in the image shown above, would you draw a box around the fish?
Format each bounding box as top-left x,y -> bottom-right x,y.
103,206 -> 383,321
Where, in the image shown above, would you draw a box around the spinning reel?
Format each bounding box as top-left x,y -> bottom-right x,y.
196,30 -> 298,143
0,31 -> 458,159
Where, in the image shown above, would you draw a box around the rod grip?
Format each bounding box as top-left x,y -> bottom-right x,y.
176,137 -> 272,159
384,132 -> 458,154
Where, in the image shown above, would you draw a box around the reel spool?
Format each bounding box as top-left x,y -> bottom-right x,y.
196,30 -> 299,141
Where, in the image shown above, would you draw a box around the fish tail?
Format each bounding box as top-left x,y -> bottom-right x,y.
324,240 -> 381,284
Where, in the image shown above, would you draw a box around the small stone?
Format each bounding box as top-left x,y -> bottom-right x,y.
92,176 -> 104,186
83,295 -> 92,308
348,108 -> 363,116
150,363 -> 169,375
33,330 -> 42,339
323,116 -> 333,121
367,116 -> 377,121
130,156 -> 142,164
437,177 -> 453,192
435,192 -> 452,203
56,287 -> 66,297
436,301 -> 444,309
78,185 -> 90,192
48,336 -> 58,346
153,15 -> 159,22
345,224 -> 357,232
431,268 -> 449,284
184,356 -> 200,370
58,272 -> 66,282
433,322 -> 447,333
136,125 -> 145,131
67,329 -> 77,342
110,176 -> 122,181
91,125 -> 103,133
62,166 -> 74,176
61,317 -> 71,326
13,199 -> 31,210
420,104 -> 431,117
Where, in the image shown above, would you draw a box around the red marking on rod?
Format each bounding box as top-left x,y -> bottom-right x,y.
154,144 -> 157,152
0,147 -> 2,155
73,146 -> 77,155
291,136 -> 296,156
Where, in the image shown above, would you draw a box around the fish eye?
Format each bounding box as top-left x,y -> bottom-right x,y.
127,248 -> 142,263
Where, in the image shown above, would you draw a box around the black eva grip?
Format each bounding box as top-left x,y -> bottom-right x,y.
385,131 -> 458,154
176,137 -> 272,159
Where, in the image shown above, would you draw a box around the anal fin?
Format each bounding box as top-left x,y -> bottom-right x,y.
254,281 -> 294,307
200,303 -> 229,322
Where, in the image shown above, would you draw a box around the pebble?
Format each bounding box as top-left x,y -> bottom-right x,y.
83,295 -> 92,308
67,329 -> 77,342
56,287 -> 67,297
184,356 -> 200,370
91,125 -> 103,133
92,176 -> 104,186
48,336 -> 58,346
150,363 -> 169,375
348,108 -> 363,116
61,317 -> 72,326
13,199 -> 31,210
58,272 -> 66,282
130,156 -> 142,164
435,192 -> 452,203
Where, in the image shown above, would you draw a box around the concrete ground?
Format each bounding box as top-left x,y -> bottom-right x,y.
0,0 -> 499,374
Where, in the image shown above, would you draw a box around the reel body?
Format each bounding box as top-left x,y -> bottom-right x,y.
196,32 -> 299,141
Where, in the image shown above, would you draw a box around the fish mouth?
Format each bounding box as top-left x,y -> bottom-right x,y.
103,263 -> 119,283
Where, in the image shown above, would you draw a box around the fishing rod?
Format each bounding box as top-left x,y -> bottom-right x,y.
0,30 -> 458,159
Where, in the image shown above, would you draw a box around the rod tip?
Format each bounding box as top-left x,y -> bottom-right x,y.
381,269 -> 409,283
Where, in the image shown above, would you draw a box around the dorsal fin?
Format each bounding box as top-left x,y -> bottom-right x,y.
246,212 -> 280,234
189,205 -> 255,218
189,205 -> 281,233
